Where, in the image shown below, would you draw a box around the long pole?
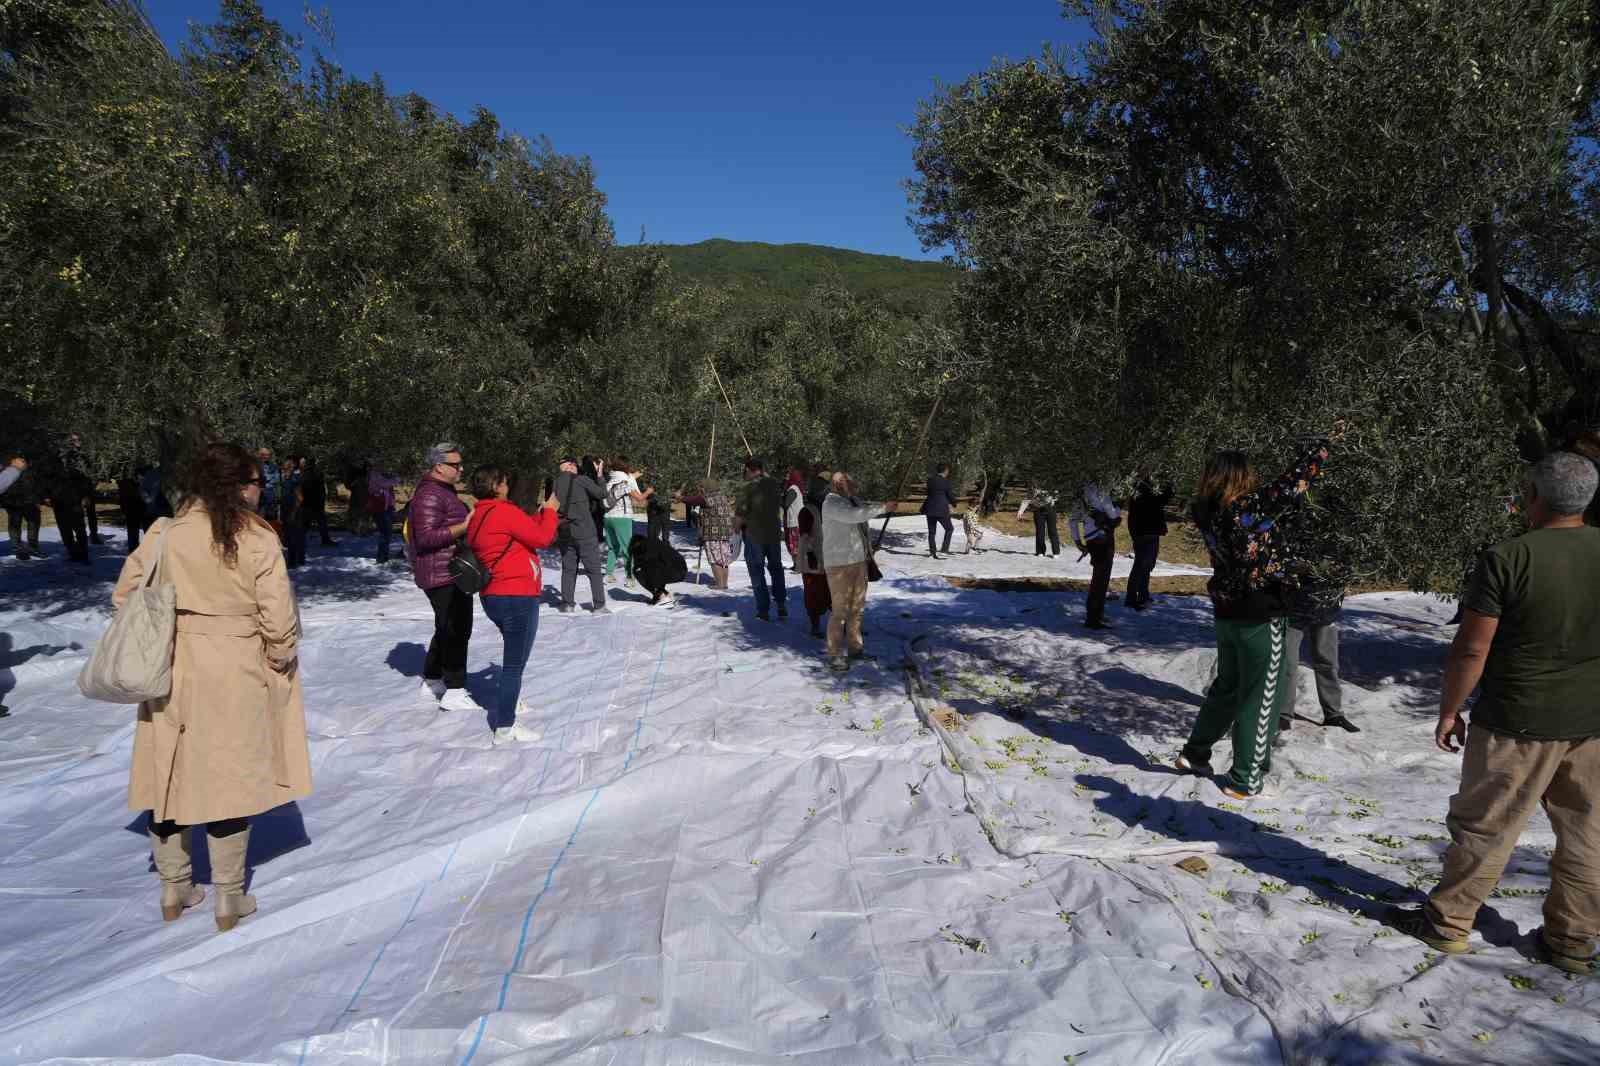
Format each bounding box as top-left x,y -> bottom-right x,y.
875,391 -> 944,549
694,416 -> 716,583
706,356 -> 754,457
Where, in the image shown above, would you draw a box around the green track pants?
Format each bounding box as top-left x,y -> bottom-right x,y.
1182,617 -> 1288,795
603,516 -> 635,578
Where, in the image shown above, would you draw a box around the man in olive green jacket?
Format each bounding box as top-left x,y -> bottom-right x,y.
735,457 -> 787,621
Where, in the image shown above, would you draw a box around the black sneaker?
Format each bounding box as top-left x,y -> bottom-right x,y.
756,611 -> 770,622
848,649 -> 876,662
1323,715 -> 1361,733
1279,715 -> 1293,732
1084,619 -> 1113,630
777,605 -> 789,619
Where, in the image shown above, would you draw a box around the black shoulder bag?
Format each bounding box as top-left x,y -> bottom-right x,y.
449,506 -> 515,596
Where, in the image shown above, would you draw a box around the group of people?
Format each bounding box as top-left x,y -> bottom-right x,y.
1,433 -> 126,564
249,448 -> 340,568
52,421 -> 1599,979
1166,433 -> 1599,977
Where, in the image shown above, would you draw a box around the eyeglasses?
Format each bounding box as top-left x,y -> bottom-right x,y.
438,460 -> 462,469
243,477 -> 265,486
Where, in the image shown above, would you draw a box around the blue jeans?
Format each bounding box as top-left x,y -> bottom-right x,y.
744,536 -> 787,616
480,594 -> 540,730
375,508 -> 393,563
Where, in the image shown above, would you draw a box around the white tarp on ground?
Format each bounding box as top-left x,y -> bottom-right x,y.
898,578 -> 1600,1064
1,518 -> 1268,1065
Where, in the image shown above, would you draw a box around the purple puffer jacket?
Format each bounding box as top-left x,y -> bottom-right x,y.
408,476 -> 469,591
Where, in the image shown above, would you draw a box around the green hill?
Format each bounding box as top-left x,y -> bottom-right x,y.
655,239 -> 960,315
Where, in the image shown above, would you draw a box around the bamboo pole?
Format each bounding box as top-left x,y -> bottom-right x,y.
706,356 -> 754,457
874,391 -> 944,549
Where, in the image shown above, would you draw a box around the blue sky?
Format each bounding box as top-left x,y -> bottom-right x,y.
150,1 -> 1091,260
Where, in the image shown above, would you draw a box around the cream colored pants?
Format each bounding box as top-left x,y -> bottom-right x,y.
824,563 -> 868,658
1426,726 -> 1600,957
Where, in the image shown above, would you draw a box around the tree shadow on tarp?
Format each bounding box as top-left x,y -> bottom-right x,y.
1078,774 -> 1536,950
125,802 -> 311,890
0,553 -> 122,619
0,633 -> 83,707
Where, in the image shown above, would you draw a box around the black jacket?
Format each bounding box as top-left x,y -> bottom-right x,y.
1127,480 -> 1174,537
924,475 -> 958,518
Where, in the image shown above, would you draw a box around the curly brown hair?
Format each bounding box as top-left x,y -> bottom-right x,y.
181,442 -> 261,567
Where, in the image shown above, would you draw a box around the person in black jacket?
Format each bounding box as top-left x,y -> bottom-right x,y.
1125,470 -> 1174,610
300,457 -> 336,547
2,454 -> 42,559
924,463 -> 959,558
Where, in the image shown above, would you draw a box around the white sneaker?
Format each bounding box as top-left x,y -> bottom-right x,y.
496,720 -> 541,744
419,678 -> 447,703
439,688 -> 481,713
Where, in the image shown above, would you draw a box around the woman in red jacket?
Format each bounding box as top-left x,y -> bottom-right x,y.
466,466 -> 560,744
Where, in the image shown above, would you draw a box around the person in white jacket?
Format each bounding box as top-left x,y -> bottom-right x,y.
1070,482 -> 1122,629
821,472 -> 884,672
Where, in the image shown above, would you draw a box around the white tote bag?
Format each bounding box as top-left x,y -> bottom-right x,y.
77,520 -> 177,704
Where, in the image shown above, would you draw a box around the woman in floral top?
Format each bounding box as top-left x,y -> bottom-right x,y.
1177,438 -> 1332,798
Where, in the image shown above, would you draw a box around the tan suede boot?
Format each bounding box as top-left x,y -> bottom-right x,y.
149,826 -> 205,921
208,825 -> 257,932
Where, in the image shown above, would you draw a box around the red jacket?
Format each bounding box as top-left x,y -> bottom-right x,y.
465,499 -> 560,596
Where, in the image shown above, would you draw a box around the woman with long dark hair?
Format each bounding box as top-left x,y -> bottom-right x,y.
465,465 -> 559,743
1176,436 -> 1333,798
112,442 -> 312,930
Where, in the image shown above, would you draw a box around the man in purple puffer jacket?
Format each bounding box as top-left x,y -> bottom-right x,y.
408,442 -> 478,713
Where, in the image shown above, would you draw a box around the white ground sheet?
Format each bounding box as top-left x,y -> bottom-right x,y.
0,515 -> 1591,1065
1,518 -> 1262,1065
900,577 -> 1600,1064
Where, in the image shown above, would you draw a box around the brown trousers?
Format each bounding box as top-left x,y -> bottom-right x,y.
1426,726 -> 1600,957
824,563 -> 868,658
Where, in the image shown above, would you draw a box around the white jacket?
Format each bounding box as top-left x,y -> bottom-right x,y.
821,493 -> 884,568
1069,483 -> 1121,545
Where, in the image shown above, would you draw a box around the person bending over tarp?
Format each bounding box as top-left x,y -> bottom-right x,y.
629,534 -> 687,606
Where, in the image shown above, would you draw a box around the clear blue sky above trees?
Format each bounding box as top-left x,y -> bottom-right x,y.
150,0 -> 1089,260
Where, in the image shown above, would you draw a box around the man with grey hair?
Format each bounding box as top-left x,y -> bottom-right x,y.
1390,450 -> 1600,976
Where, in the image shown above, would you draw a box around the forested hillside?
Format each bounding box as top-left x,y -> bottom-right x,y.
655,239 -> 959,316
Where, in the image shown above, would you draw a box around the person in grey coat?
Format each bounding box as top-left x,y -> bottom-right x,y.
1278,583 -> 1359,733
553,456 -> 609,615
924,463 -> 959,558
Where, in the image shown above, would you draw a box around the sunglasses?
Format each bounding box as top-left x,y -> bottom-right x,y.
438,460 -> 463,469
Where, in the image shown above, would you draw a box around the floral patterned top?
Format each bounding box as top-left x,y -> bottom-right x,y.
1192,443 -> 1331,621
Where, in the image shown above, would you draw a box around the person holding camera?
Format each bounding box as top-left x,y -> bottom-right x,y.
466,465 -> 559,743
553,455 -> 609,614
409,443 -> 479,712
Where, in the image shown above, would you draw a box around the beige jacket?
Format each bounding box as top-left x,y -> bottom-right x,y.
112,504 -> 312,824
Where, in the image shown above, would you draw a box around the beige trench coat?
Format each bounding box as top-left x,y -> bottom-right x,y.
112,504 -> 313,825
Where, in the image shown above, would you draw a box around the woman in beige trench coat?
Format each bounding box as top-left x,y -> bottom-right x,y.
112,442 -> 312,931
